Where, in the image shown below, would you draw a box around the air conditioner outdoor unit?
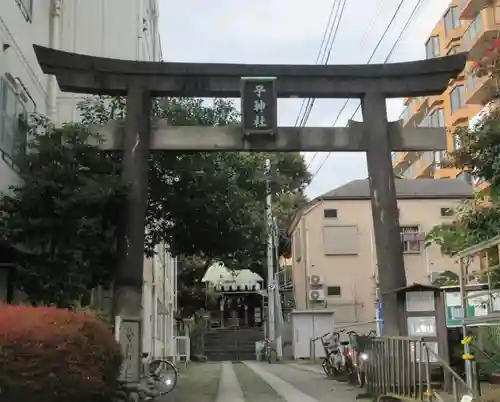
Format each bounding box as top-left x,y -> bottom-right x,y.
309,274 -> 324,286
308,289 -> 325,301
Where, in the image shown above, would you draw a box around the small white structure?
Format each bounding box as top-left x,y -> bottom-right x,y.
142,242 -> 178,360
291,310 -> 335,359
202,262 -> 263,291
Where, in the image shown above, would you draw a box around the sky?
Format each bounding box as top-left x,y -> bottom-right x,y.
159,0 -> 451,199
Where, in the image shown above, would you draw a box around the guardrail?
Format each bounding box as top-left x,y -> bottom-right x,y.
365,337 -> 480,402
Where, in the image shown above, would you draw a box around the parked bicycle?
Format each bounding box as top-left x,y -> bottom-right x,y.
313,329 -> 348,379
113,353 -> 179,402
347,330 -> 376,387
264,338 -> 278,364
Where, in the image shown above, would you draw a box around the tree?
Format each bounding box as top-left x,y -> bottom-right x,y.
0,116 -> 126,307
1,97 -> 310,307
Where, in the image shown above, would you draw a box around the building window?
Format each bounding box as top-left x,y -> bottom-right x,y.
324,209 -> 338,218
440,207 -> 454,217
450,85 -> 465,113
0,76 -> 28,169
465,12 -> 483,46
444,6 -> 460,34
401,226 -> 421,253
15,0 -> 34,22
323,225 -> 359,255
429,109 -> 445,127
447,46 -> 460,55
327,286 -> 341,296
425,36 -> 440,59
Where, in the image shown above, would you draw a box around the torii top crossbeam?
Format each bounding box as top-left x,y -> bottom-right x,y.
33,45 -> 467,98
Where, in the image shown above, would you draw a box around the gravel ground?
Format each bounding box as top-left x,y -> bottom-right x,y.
163,363 -> 222,402
261,362 -> 363,402
232,362 -> 286,402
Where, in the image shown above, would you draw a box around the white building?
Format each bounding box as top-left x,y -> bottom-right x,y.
142,242 -> 179,360
0,0 -> 162,189
0,0 -> 178,359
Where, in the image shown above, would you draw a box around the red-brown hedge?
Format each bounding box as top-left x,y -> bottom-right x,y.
0,304 -> 123,402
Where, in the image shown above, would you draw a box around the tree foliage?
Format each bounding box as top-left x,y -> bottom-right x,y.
0,116 -> 126,307
0,97 -> 310,307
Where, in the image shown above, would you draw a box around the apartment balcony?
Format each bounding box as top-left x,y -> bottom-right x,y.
463,6 -> 500,61
460,0 -> 491,20
414,152 -> 436,178
394,152 -> 421,177
399,152 -> 434,179
466,73 -> 496,104
449,103 -> 471,126
434,166 -> 461,179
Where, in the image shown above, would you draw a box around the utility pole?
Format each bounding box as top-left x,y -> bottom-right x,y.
265,158 -> 276,343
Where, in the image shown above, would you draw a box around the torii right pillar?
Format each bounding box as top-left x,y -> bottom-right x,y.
362,91 -> 407,336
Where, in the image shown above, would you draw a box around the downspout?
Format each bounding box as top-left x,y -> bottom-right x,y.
47,0 -> 62,122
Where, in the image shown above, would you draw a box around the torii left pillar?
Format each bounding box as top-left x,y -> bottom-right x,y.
113,86 -> 151,382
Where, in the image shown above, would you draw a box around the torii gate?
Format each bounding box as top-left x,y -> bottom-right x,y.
34,45 -> 465,376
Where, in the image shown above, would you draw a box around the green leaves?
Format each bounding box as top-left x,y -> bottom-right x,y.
0,117 -> 127,306
0,96 -> 310,308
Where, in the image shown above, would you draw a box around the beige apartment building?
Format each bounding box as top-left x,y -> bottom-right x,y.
288,179 -> 472,328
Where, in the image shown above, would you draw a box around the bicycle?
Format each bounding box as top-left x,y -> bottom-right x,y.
347,330 -> 376,387
114,353 -> 179,401
264,338 -> 278,363
313,329 -> 345,379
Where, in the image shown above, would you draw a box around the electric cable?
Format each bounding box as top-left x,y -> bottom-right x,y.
298,0 -> 348,128
305,0 -> 392,169
294,0 -> 341,127
309,0 -> 426,181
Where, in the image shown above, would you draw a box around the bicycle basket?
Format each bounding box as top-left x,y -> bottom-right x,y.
353,335 -> 372,352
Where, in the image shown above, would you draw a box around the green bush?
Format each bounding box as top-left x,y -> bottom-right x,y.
0,304 -> 122,402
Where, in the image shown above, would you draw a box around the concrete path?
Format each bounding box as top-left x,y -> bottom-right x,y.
215,362 -> 244,402
244,361 -> 362,402
244,362 -> 321,402
287,363 -> 325,376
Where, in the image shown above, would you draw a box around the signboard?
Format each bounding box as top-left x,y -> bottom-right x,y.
118,317 -> 142,381
240,77 -> 278,136
444,289 -> 500,327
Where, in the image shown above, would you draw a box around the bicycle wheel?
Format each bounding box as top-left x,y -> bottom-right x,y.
148,359 -> 178,395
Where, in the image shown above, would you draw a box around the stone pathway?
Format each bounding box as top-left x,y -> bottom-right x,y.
168,361 -> 362,402
215,362 -> 244,402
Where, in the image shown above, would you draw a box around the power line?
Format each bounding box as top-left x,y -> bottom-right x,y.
294,0 -> 340,127
306,0 -> 391,169
309,0 -> 425,181
295,0 -> 347,128
298,0 -> 348,128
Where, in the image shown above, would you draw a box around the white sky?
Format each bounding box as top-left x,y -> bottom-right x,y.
159,0 -> 451,199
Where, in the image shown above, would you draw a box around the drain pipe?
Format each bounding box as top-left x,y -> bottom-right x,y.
47,0 -> 62,122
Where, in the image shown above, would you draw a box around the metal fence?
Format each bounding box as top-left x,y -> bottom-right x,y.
365,337 -> 479,402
